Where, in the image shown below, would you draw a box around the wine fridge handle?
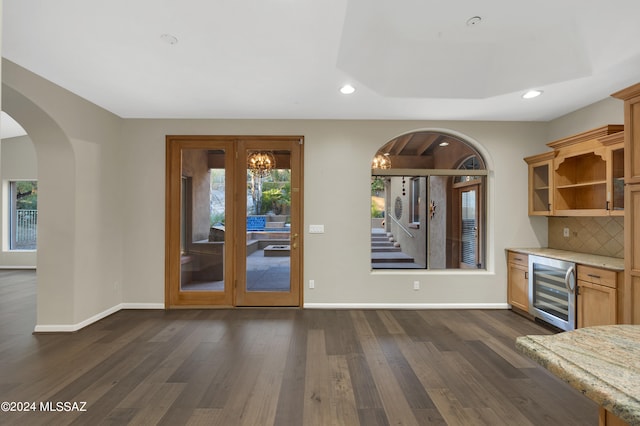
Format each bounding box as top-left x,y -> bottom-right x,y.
565,266 -> 576,293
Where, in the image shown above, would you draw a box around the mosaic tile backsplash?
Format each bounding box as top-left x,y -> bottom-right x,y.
548,216 -> 624,259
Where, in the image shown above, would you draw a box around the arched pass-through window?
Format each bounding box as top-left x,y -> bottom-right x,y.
370,131 -> 487,270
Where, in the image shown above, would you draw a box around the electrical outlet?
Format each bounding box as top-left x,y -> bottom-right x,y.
413,281 -> 420,290
309,279 -> 315,289
563,227 -> 570,238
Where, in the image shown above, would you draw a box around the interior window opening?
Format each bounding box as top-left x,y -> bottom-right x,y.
371,131 -> 486,270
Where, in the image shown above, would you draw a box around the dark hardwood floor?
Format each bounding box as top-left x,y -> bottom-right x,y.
0,270 -> 597,425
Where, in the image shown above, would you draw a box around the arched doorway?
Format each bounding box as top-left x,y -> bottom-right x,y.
2,83 -> 77,328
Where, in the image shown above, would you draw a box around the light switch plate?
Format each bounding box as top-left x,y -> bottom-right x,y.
309,224 -> 325,234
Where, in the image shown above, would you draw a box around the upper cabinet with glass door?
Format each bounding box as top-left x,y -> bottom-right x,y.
524,151 -> 555,216
525,125 -> 624,217
601,132 -> 625,216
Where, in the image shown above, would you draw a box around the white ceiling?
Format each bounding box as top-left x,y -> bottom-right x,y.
2,0 -> 640,127
0,112 -> 27,139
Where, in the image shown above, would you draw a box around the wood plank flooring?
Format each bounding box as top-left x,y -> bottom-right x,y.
0,270 -> 597,425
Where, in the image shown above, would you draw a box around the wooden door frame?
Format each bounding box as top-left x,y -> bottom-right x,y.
165,135 -> 304,308
235,137 -> 303,307
165,136 -> 236,307
453,180 -> 483,269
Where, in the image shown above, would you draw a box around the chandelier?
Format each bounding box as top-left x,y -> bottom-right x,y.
372,153 -> 391,170
247,151 -> 276,177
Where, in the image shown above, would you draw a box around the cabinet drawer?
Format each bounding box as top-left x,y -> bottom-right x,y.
508,252 -> 528,267
577,265 -> 617,288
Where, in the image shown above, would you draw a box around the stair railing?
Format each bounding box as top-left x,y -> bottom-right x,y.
388,214 -> 414,238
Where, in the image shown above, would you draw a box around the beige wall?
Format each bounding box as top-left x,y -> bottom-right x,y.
120,119 -> 548,307
1,57 -> 627,329
547,97 -> 624,141
0,135 -> 38,267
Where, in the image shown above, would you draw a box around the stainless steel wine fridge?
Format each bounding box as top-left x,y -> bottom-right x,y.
528,255 -> 577,331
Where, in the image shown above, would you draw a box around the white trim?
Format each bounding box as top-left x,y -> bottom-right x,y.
121,303 -> 165,310
303,303 -> 509,310
33,303 -> 164,333
0,265 -> 36,269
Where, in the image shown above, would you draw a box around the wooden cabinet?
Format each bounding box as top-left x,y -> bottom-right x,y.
600,407 -> 630,426
549,125 -> 624,216
524,152 -> 554,215
612,83 -> 640,325
577,264 -> 621,328
613,83 -> 640,184
507,251 -> 529,312
602,132 -> 625,216
623,183 -> 640,324
525,125 -> 624,216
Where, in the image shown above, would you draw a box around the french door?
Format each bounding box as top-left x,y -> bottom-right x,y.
165,136 -> 303,307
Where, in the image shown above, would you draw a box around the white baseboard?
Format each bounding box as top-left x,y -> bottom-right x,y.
0,265 -> 36,270
33,303 -> 164,333
121,303 -> 165,310
303,303 -> 509,310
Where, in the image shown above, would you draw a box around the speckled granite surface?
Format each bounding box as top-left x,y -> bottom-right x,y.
507,247 -> 624,271
516,325 -> 640,425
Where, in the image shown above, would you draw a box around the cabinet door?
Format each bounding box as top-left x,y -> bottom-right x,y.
528,161 -> 553,215
577,280 -> 617,328
508,262 -> 529,311
607,144 -> 625,215
525,152 -> 554,216
625,183 -> 640,324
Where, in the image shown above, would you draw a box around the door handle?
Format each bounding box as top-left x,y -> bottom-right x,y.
565,266 -> 576,293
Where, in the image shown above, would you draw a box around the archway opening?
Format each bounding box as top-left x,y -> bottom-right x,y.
2,82 -> 77,329
371,131 -> 487,270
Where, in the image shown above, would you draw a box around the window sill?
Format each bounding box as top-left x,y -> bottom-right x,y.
408,223 -> 420,229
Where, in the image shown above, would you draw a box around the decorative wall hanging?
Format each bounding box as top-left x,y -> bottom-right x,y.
394,196 -> 403,220
429,199 -> 437,218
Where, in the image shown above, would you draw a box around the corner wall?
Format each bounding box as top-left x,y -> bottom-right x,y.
2,59 -> 125,329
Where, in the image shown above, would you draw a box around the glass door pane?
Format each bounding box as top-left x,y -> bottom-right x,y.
180,149 -> 227,292
460,187 -> 478,268
611,147 -> 624,212
245,151 -> 291,292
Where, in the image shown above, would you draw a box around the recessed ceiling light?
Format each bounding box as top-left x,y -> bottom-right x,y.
340,84 -> 355,95
522,89 -> 543,99
160,34 -> 178,45
466,16 -> 482,27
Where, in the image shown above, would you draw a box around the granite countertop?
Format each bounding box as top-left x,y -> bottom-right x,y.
516,325 -> 640,425
507,247 -> 624,271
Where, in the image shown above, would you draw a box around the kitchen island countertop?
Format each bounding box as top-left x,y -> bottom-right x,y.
516,325 -> 640,425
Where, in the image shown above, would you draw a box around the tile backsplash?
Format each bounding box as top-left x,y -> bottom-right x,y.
548,216 -> 624,258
